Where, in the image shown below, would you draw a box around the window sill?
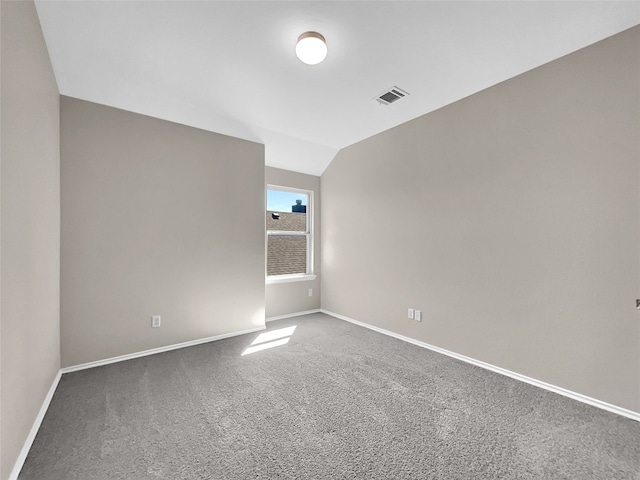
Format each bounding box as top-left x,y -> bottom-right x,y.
266,274 -> 317,285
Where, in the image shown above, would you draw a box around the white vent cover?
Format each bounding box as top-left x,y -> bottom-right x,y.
374,86 -> 409,105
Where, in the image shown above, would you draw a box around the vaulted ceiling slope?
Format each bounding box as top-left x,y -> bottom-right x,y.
35,1 -> 640,176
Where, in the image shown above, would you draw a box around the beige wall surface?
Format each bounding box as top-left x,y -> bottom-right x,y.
265,167 -> 321,318
1,1 -> 61,478
61,97 -> 265,367
321,27 -> 640,412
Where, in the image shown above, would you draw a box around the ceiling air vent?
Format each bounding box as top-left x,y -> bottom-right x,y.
374,86 -> 409,106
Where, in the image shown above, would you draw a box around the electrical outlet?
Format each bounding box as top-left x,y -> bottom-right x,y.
308,288 -> 313,297
151,315 -> 161,328
414,310 -> 422,322
408,308 -> 414,319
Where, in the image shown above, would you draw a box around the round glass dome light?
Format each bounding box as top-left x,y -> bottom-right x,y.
296,31 -> 327,65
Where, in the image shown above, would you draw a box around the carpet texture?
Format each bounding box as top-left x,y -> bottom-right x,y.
20,313 -> 640,479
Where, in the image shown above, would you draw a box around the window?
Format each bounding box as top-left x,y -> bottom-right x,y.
266,186 -> 314,282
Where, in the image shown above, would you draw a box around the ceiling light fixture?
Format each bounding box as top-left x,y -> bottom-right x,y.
295,31 -> 327,65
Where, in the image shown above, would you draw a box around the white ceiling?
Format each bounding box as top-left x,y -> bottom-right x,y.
35,1 -> 640,176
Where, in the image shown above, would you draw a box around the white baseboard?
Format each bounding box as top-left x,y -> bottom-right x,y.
9,370 -> 62,480
61,325 -> 266,374
320,309 -> 640,423
266,309 -> 321,323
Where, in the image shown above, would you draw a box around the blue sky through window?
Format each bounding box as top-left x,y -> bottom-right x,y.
267,190 -> 307,213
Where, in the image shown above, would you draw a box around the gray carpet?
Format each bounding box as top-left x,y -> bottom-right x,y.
20,313 -> 640,479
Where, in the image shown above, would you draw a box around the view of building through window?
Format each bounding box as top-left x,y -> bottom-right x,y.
266,188 -> 310,277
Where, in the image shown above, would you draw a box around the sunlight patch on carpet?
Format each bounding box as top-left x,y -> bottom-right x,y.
242,326 -> 297,356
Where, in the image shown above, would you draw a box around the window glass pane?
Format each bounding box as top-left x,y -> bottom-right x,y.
267,190 -> 307,213
267,235 -> 307,276
266,190 -> 307,232
266,210 -> 307,232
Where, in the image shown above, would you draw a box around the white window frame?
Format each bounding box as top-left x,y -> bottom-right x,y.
266,185 -> 316,284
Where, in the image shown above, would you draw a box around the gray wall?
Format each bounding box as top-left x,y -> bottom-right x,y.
265,167 -> 321,318
1,2 -> 61,478
321,27 -> 640,412
61,97 -> 265,367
